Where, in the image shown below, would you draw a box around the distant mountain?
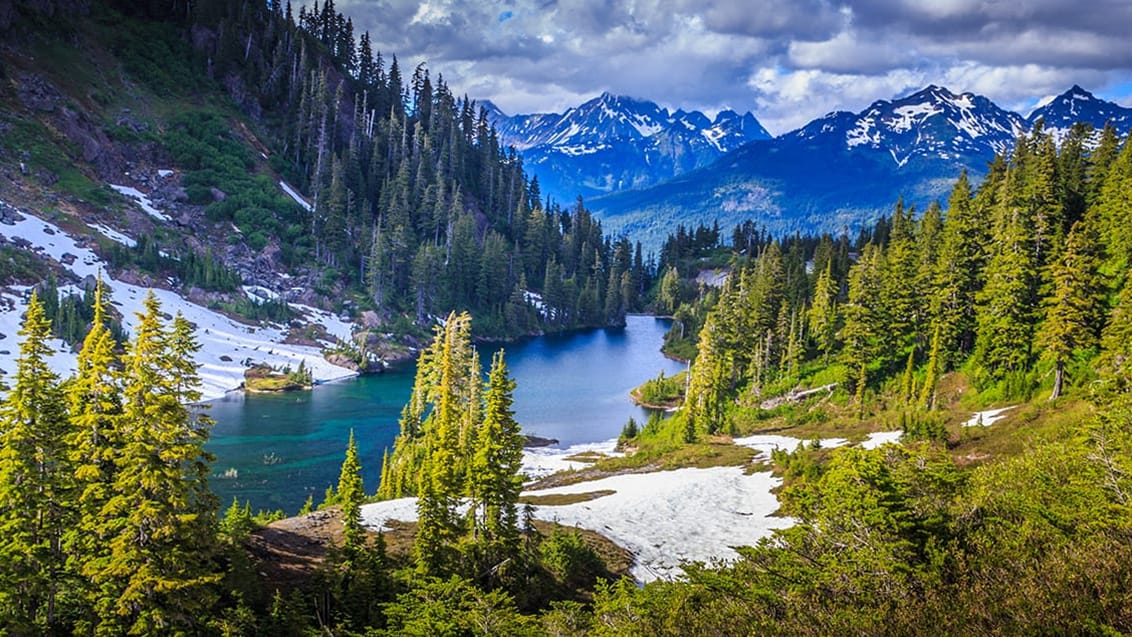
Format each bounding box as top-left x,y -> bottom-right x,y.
789,85 -> 1027,166
1027,85 -> 1132,142
484,93 -> 771,203
589,84 -> 1130,252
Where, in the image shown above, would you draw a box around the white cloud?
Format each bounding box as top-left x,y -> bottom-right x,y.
331,0 -> 1132,136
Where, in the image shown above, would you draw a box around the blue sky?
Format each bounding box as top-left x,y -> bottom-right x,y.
336,0 -> 1132,134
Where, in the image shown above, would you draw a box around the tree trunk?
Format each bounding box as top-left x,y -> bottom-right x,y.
1050,361 -> 1064,400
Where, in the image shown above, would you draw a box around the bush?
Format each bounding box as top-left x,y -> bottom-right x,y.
540,529 -> 604,589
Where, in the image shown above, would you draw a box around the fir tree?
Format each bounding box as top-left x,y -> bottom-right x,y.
91,292 -> 220,634
1037,221 -> 1105,399
338,429 -> 366,557
64,276 -> 123,632
0,293 -> 71,633
467,351 -> 524,563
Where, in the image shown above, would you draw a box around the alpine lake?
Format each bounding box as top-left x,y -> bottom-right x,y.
205,315 -> 686,514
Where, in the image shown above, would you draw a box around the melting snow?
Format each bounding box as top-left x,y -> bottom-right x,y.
109,184 -> 169,221
887,102 -> 941,133
962,406 -> 1016,427
861,430 -> 903,449
90,223 -> 137,247
520,439 -> 621,482
0,207 -> 356,400
359,461 -> 793,583
279,181 -> 313,212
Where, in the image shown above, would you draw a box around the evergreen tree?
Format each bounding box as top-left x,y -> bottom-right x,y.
467,350 -> 524,577
1037,221 -> 1105,399
0,293 -> 71,633
91,292 -> 220,634
338,429 -> 366,557
973,165 -> 1040,389
64,276 -> 123,632
808,258 -> 839,363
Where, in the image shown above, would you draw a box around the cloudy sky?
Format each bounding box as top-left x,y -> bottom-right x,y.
336,0 -> 1132,135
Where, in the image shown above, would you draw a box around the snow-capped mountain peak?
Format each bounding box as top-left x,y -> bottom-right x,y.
485,94 -> 771,201
791,84 -> 1027,166
1027,85 -> 1132,143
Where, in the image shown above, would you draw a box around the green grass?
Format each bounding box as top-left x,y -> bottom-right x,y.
518,490 -> 616,506
0,246 -> 48,285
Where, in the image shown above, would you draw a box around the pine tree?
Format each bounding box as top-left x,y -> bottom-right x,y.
1036,221 -> 1105,400
338,429 -> 366,557
930,170 -> 985,363
685,313 -> 733,436
808,258 -> 839,363
64,276 -> 123,633
973,166 -> 1040,388
467,351 -> 523,563
1100,268 -> 1132,389
918,325 -> 942,411
91,292 -> 220,634
0,293 -> 71,633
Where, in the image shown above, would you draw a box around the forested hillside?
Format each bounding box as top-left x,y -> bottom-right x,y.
0,0 -> 649,342
677,122 -> 1130,433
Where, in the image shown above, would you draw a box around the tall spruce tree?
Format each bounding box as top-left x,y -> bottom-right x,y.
64,276 -> 124,632
91,292 -> 220,634
0,293 -> 71,633
1037,220 -> 1105,399
338,429 -> 365,557
467,351 -> 523,560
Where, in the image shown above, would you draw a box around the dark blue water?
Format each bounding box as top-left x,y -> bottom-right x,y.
205,315 -> 684,514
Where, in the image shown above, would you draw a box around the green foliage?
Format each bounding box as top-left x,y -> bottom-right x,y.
633,369 -> 686,407
539,528 -> 604,590
618,417 -> 639,447
338,429 -> 365,556
34,276 -> 127,348
103,232 -> 243,293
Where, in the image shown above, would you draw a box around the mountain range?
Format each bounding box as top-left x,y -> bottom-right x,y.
484,93 -> 770,203
488,85 -> 1132,250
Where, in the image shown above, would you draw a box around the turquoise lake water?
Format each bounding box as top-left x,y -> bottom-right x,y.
205,315 -> 685,514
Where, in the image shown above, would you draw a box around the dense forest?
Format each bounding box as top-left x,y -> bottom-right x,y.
185,0 -> 651,336
2,0 -> 651,340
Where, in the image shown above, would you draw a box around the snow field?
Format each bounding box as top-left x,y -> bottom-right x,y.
0,207 -> 357,400
361,432 -> 906,583
109,184 -> 169,221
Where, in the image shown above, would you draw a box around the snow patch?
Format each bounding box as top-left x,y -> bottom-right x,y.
279,181 -> 313,212
733,433 -> 848,458
242,285 -> 279,305
521,439 -> 620,482
962,406 -> 1016,427
90,223 -> 137,248
109,184 -> 169,221
0,207 -> 357,400
359,464 -> 793,583
887,102 -> 941,133
861,430 -> 903,449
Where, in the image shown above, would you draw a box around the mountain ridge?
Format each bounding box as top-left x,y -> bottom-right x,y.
579,83 -> 1132,251
484,93 -> 771,202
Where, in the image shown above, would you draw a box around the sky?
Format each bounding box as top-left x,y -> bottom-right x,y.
335,0 -> 1132,135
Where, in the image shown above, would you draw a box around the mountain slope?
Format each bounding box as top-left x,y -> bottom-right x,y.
1027,85 -> 1132,142
591,84 -> 1129,251
486,93 -> 770,203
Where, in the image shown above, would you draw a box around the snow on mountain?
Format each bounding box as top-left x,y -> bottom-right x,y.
790,85 -> 1027,167
485,94 -> 771,202
0,201 -> 357,401
1026,85 -> 1132,143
